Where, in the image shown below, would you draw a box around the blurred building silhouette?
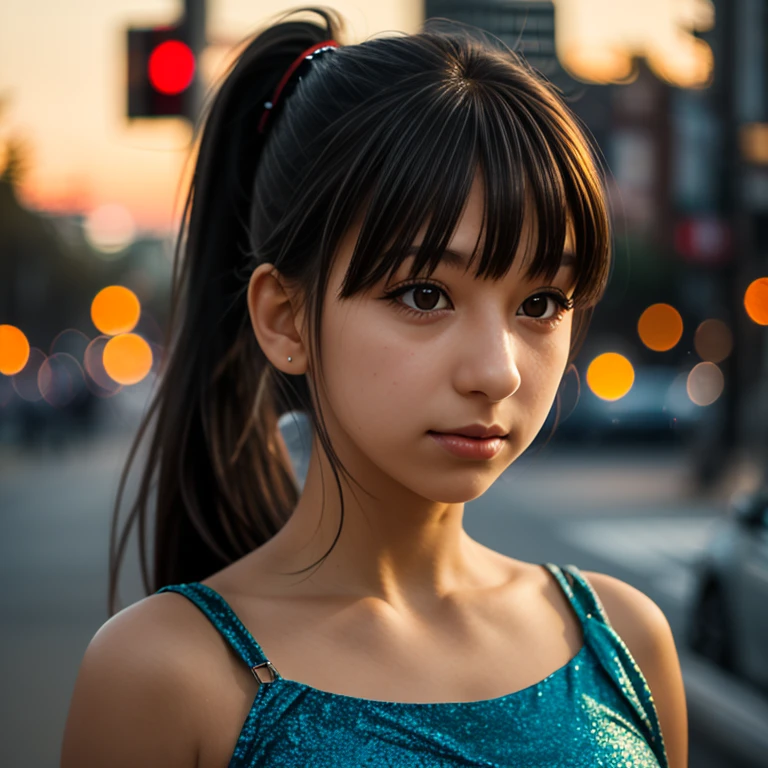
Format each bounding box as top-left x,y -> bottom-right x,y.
426,1 -> 569,88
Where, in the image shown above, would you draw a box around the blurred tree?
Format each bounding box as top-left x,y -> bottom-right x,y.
0,137 -> 29,188
0,101 -> 103,351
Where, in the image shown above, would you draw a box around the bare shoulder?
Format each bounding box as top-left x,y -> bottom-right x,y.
61,591 -> 215,768
582,570 -> 688,768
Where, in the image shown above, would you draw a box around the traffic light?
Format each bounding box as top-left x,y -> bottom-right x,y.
127,24 -> 196,121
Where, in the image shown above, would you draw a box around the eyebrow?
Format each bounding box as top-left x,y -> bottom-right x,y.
404,246 -> 576,270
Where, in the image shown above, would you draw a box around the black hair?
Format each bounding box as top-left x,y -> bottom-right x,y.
108,6 -> 611,614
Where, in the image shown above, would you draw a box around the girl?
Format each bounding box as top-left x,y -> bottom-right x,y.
62,7 -> 687,767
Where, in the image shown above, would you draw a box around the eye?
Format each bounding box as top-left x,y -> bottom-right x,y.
517,291 -> 574,326
384,281 -> 451,316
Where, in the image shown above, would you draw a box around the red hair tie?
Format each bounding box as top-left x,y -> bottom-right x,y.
258,39 -> 339,135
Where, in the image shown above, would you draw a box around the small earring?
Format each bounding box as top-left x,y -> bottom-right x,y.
287,356 -> 293,362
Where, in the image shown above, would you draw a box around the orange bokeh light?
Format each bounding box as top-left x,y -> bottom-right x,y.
744,277 -> 768,325
0,324 -> 31,375
91,286 -> 141,336
586,352 -> 635,401
102,333 -> 153,385
637,303 -> 684,352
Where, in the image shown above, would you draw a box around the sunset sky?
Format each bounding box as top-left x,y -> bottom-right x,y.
0,0 -> 712,234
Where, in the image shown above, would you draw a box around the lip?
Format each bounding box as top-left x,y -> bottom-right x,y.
428,431 -> 507,460
435,423 -> 509,439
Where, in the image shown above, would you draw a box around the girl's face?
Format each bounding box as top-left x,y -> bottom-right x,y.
310,173 -> 576,504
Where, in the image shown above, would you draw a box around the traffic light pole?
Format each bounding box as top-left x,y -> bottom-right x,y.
719,0 -> 740,459
183,0 -> 207,122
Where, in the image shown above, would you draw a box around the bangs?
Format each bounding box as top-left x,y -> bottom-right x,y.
331,64 -> 610,310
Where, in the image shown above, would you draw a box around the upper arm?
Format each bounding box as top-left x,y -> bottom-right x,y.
61,594 -> 202,768
582,570 -> 688,768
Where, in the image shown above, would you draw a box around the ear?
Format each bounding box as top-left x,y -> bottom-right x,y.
247,264 -> 307,375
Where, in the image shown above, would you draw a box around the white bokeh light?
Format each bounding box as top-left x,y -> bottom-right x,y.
84,203 -> 137,255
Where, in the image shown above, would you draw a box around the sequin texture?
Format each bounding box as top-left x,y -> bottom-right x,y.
156,563 -> 669,767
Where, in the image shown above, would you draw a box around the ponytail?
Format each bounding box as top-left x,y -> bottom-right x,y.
108,8 -> 345,614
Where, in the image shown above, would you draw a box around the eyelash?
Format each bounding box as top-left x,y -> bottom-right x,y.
382,279 -> 575,327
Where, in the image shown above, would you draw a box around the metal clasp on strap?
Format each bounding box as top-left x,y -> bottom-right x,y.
251,660 -> 279,685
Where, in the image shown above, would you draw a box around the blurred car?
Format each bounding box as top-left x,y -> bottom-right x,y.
549,364 -> 714,445
686,487 -> 768,693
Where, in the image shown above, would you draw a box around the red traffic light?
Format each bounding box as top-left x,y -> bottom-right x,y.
148,40 -> 195,95
127,24 -> 198,121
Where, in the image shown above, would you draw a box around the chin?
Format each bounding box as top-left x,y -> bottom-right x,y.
411,472 -> 502,505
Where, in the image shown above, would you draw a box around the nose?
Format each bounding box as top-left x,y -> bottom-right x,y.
453,320 -> 522,403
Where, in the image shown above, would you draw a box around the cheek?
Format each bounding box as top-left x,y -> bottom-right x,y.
318,305 -> 438,440
520,321 -> 573,415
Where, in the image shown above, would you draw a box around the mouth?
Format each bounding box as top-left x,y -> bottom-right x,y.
427,430 -> 508,459
427,431 -> 508,440
428,423 -> 510,440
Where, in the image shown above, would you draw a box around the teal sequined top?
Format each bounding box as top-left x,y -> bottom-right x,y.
156,563 -> 669,767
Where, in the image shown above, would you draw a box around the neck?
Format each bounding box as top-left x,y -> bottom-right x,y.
251,436 -> 492,610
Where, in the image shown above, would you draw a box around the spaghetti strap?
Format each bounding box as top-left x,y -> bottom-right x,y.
544,563 -> 669,768
157,582 -> 280,683
560,563 -> 614,626
542,562 -> 589,624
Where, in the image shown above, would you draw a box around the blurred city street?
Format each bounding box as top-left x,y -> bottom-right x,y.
1,423 -> 767,767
